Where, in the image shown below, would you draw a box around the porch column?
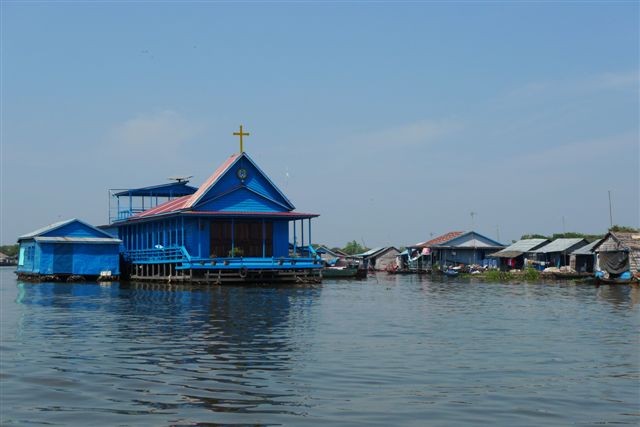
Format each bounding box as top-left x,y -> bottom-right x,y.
308,218 -> 312,250
262,219 -> 266,258
293,220 -> 297,257
301,218 -> 305,250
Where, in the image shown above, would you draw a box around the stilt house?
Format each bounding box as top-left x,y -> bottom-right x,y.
110,134 -> 322,283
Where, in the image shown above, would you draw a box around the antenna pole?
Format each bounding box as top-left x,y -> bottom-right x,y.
608,190 -> 613,228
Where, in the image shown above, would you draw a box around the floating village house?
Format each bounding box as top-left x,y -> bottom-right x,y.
593,232 -> 640,279
569,239 -> 601,273
109,128 -> 322,283
356,247 -> 400,271
16,219 -> 121,279
412,231 -> 505,268
531,238 -> 588,268
489,238 -> 549,271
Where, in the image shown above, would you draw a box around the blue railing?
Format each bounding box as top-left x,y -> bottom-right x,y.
124,246 -> 190,263
124,245 -> 322,270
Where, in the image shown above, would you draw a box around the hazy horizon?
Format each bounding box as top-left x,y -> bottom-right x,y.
2,2 -> 638,247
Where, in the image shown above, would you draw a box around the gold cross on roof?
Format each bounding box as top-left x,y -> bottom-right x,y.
233,125 -> 250,153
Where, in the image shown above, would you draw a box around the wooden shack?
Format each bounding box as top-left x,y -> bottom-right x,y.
356,247 -> 400,271
593,232 -> 640,278
569,240 -> 601,273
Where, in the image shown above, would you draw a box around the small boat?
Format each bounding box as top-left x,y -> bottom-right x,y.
552,271 -> 593,280
594,276 -> 638,285
443,269 -> 459,277
594,271 -> 638,285
322,266 -> 363,279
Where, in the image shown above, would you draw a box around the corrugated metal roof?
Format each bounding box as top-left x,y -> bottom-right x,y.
34,237 -> 122,244
185,153 -> 241,209
356,247 -> 400,258
113,182 -> 197,197
571,240 -> 601,255
19,219 -> 77,239
533,238 -> 587,254
490,239 -> 549,258
414,231 -> 465,248
134,195 -> 192,218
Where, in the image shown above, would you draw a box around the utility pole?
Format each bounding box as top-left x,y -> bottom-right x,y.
608,190 -> 613,228
496,225 -> 500,242
562,216 -> 566,234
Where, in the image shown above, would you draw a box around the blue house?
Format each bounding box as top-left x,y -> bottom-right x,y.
110,144 -> 322,283
412,231 -> 505,269
16,219 -> 121,279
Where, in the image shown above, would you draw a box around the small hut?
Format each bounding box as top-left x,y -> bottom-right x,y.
489,238 -> 550,271
356,247 -> 400,271
16,219 -> 121,279
593,232 -> 640,279
570,240 -> 601,273
532,238 -> 589,268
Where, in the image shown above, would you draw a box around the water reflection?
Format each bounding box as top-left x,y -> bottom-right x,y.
4,270 -> 638,427
9,280 -> 321,424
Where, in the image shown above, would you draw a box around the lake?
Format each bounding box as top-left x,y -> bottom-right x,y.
1,267 -> 638,426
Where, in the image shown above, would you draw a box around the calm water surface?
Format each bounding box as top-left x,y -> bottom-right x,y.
1,267 -> 638,426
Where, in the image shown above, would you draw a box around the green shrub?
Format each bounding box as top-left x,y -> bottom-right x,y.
523,268 -> 540,281
485,270 -> 512,281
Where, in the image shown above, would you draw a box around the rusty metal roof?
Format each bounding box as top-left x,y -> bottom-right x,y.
414,231 -> 465,248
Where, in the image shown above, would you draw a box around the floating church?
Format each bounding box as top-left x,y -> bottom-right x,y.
107,126 -> 322,283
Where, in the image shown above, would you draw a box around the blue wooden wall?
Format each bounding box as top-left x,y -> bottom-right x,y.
42,221 -> 110,239
18,241 -> 119,275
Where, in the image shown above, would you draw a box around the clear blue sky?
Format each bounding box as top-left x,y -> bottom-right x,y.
2,2 -> 638,246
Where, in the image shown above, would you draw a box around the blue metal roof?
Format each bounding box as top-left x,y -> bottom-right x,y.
18,218 -> 117,241
113,181 -> 198,197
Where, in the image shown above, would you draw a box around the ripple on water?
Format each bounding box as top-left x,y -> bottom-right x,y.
1,270 -> 639,426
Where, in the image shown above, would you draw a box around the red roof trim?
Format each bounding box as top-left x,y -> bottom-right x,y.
182,211 -> 319,217
415,231 -> 465,248
184,153 -> 240,209
133,195 -> 191,218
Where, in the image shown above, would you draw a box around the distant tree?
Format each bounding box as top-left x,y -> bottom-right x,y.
0,244 -> 18,257
342,240 -> 368,255
520,233 -> 549,240
609,225 -> 640,233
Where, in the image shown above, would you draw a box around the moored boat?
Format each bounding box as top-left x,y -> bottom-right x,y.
322,266 -> 364,279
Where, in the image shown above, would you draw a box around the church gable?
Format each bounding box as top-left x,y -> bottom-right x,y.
194,187 -> 287,212
190,153 -> 295,212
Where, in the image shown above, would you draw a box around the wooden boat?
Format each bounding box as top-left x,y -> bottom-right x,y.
322,266 -> 363,279
552,271 -> 593,280
594,276 -> 638,285
387,269 -> 429,275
